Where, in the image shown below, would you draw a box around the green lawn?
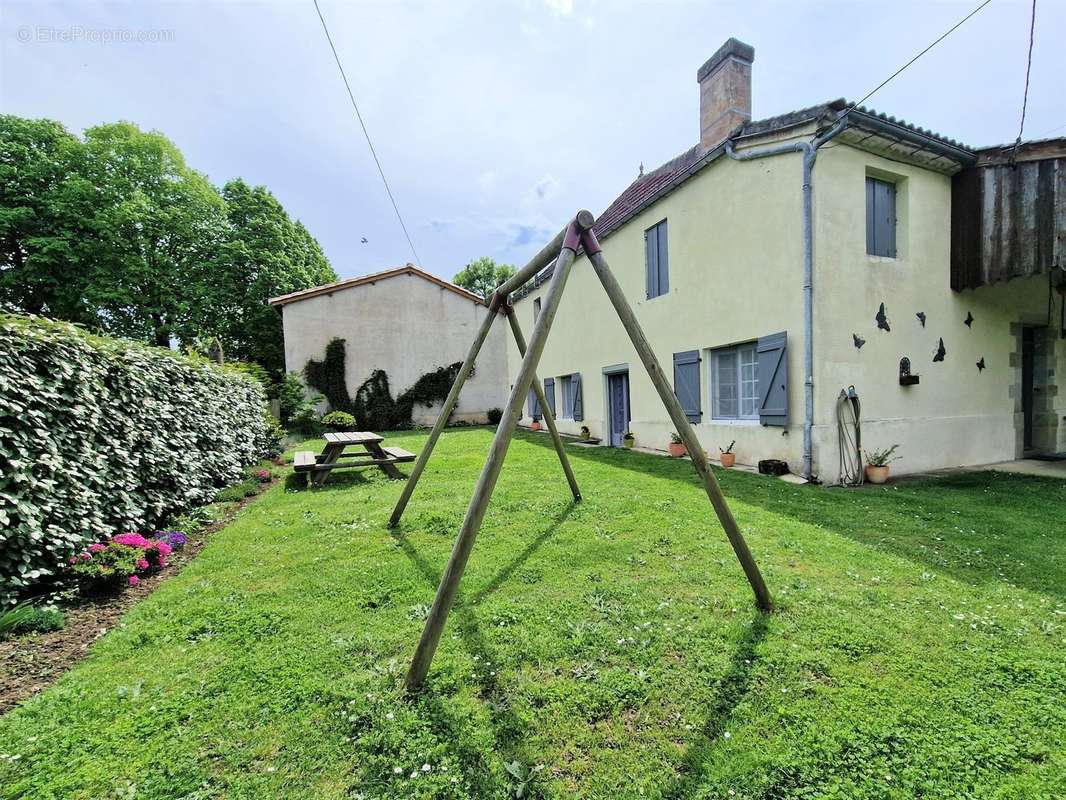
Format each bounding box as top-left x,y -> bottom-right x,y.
1,428 -> 1064,799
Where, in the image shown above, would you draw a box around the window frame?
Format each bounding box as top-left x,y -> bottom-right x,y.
710,341 -> 760,421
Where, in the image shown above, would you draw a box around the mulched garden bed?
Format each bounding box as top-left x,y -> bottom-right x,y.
0,477 -> 279,714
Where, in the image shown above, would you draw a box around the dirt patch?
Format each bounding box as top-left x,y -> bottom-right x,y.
0,479 -> 278,715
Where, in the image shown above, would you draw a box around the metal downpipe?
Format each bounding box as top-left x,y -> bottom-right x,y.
725,117 -> 848,479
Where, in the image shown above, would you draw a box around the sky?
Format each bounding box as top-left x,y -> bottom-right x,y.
2,0 -> 1064,284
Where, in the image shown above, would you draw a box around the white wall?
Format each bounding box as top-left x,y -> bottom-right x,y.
279,272 -> 508,424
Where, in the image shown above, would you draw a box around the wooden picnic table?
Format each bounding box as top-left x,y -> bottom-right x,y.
293,431 -> 416,486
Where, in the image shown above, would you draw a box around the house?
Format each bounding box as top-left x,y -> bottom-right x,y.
510,38 -> 1066,481
269,264 -> 507,425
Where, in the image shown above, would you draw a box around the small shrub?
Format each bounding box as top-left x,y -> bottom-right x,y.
251,468 -> 272,483
260,409 -> 285,458
0,604 -> 65,638
487,408 -> 503,425
69,533 -> 173,590
277,372 -> 309,423
153,530 -> 188,550
322,410 -> 356,431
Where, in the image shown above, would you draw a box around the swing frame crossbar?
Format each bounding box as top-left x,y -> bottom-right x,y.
391,210 -> 773,691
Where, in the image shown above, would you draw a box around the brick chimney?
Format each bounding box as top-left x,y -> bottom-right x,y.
697,38 -> 754,149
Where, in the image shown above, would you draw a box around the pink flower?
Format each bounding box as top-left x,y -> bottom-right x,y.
128,575 -> 139,586
80,552 -> 92,561
89,543 -> 106,553
68,556 -> 77,564
114,533 -> 152,549
157,557 -> 167,569
136,558 -> 150,570
154,541 -> 173,557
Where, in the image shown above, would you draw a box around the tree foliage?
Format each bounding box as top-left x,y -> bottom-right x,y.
0,114 -> 337,374
452,256 -> 516,299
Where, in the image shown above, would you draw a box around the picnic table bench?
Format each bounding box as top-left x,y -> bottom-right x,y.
293,431 -> 416,485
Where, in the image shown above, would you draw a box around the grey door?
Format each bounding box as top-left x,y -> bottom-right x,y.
607,371 -> 630,447
1022,327 -> 1036,451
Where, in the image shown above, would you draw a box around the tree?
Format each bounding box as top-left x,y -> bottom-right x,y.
452,257 -> 516,299
77,122 -> 231,347
0,115 -> 338,376
0,116 -> 91,322
217,179 -> 337,378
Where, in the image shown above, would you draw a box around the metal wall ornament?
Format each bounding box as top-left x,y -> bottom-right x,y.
876,303 -> 891,332
964,311 -> 974,328
853,333 -> 866,350
916,311 -> 926,327
933,338 -> 947,362
976,357 -> 986,372
899,357 -> 919,386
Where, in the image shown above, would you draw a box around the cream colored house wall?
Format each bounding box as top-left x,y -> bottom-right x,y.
509,148 -> 809,467
280,273 -> 508,424
812,144 -> 1062,478
510,140 -> 1063,478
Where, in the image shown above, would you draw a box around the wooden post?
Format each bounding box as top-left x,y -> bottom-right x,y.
582,233 -> 774,613
404,213 -> 592,690
504,305 -> 581,501
388,293 -> 503,528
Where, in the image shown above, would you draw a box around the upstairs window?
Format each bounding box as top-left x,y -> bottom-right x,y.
645,219 -> 669,298
866,177 -> 897,258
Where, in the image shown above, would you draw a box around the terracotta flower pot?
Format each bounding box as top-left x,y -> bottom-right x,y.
719,452 -> 736,468
623,437 -> 635,449
531,420 -> 542,432
668,442 -> 687,458
865,464 -> 889,484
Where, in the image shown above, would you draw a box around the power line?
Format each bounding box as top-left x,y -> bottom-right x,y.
312,0 -> 422,266
1013,0 -> 1037,150
844,0 -> 993,115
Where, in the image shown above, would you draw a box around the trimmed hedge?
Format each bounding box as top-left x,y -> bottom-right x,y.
0,315 -> 272,600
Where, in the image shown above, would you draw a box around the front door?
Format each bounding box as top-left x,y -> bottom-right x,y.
607,371 -> 630,447
1022,327 -> 1036,451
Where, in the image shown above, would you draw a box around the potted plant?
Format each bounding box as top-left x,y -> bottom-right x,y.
622,431 -> 635,449
580,425 -> 591,441
668,432 -> 687,458
864,444 -> 900,484
530,415 -> 542,432
719,440 -> 736,468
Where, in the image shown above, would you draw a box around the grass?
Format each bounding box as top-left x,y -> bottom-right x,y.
0,428 -> 1063,799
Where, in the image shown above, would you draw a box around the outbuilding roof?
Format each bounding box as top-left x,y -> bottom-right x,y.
268,264 -> 485,307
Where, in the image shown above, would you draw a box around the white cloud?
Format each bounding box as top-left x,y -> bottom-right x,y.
532,174 -> 559,202
519,21 -> 540,38
543,0 -> 573,18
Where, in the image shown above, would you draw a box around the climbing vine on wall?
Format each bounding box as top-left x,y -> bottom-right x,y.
304,337 -> 352,413
304,338 -> 465,430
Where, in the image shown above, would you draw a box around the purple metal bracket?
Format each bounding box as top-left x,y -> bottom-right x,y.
562,219 -> 583,252
580,227 -> 602,255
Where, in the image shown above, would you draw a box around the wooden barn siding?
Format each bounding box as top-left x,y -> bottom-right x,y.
951,157 -> 1065,291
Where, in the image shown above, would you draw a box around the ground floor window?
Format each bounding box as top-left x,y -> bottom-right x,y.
711,342 -> 759,420
560,374 -> 574,418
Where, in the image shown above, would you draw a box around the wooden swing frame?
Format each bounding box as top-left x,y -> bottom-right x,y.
390,210 -> 773,690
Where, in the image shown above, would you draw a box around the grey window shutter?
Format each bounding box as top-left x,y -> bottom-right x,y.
657,221 -> 669,295
645,229 -> 658,299
672,350 -> 701,422
866,177 -> 897,257
571,373 -> 583,421
756,331 -> 788,426
527,386 -> 540,418
543,377 -> 555,416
